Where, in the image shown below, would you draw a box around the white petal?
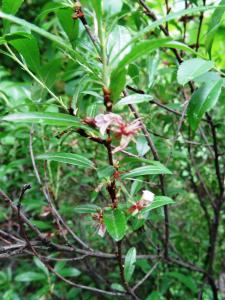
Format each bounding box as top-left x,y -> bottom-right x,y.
98,224 -> 106,237
141,190 -> 155,203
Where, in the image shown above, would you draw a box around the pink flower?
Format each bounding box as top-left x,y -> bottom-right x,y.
128,190 -> 155,216
92,210 -> 106,237
95,113 -> 123,135
95,113 -> 141,153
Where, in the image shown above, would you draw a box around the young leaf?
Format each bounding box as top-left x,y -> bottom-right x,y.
187,79 -> 223,131
2,112 -> 88,128
103,209 -> 126,241
116,94 -> 152,107
36,153 -> 95,169
141,196 -> 174,214
177,58 -> 214,85
121,163 -> 172,179
206,0 -> 225,58
124,247 -> 136,282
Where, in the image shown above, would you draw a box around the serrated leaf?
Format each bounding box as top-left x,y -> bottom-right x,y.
177,58 -> 214,85
103,209 -> 126,241
124,247 -> 136,282
141,196 -> 174,214
74,204 -> 100,214
36,153 -> 95,169
2,112 -> 87,129
121,163 -> 172,179
187,79 -> 223,131
116,94 -> 152,107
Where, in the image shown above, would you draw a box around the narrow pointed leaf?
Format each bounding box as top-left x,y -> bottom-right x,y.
116,94 -> 152,107
36,153 -> 95,169
121,163 -> 172,179
2,112 -> 87,128
74,204 -> 100,214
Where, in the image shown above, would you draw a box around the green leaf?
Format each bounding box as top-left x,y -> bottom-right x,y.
124,247 -> 136,282
111,283 -> 125,292
58,268 -> 81,278
15,272 -> 46,282
2,0 -> 24,32
2,0 -> 24,15
36,153 -> 95,169
9,34 -> 41,74
121,163 -> 172,179
116,94 -> 152,107
103,209 -> 126,241
141,196 -> 174,214
97,165 -> 115,179
177,58 -> 214,85
57,8 -> 79,45
33,257 -> 49,277
108,25 -> 131,66
110,67 -> 127,101
166,272 -> 198,293
0,32 -> 36,45
103,0 -> 123,15
74,204 -> 100,214
0,11 -> 96,74
206,0 -> 225,58
2,112 -> 87,128
187,79 -> 223,131
136,136 -> 150,157
112,38 -> 170,78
